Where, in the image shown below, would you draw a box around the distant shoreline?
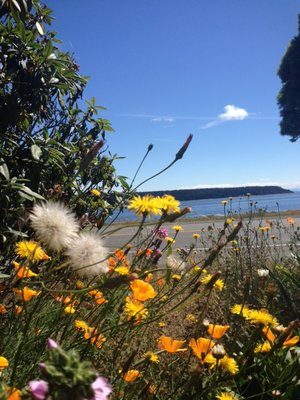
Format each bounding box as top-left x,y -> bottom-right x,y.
138,185 -> 292,202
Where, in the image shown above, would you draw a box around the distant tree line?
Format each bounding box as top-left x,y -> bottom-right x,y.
138,186 -> 292,202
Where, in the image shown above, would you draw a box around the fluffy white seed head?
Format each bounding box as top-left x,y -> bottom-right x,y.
30,201 -> 79,252
257,269 -> 269,278
166,254 -> 187,273
65,232 -> 109,277
212,344 -> 226,358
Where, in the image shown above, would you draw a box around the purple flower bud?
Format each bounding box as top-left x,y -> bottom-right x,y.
47,338 -> 58,349
38,362 -> 46,372
29,380 -> 49,400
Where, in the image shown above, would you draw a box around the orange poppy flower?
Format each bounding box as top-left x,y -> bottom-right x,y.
159,335 -> 187,353
6,388 -> 21,400
108,256 -> 117,267
0,356 -> 9,369
13,287 -> 41,301
0,304 -> 7,314
144,273 -> 153,282
115,249 -> 125,260
207,324 -> 230,339
13,261 -> 38,279
156,278 -> 165,287
94,291 -> 107,305
283,335 -> 299,347
189,337 -> 215,360
84,327 -> 106,349
262,326 -> 299,347
123,369 -> 141,382
15,305 -> 23,314
146,248 -> 153,256
287,217 -> 296,224
130,279 -> 156,301
262,326 -> 276,342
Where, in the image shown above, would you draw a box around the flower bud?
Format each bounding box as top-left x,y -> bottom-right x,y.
47,338 -> 58,349
212,344 -> 226,360
29,380 -> 49,400
175,134 -> 193,161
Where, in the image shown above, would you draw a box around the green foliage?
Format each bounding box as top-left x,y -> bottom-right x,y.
0,0 -> 127,253
34,342 -> 97,400
277,15 -> 300,142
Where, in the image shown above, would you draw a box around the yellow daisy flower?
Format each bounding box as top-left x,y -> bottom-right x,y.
15,240 -> 50,262
172,225 -> 183,232
115,266 -> 130,275
90,189 -> 101,197
221,356 -> 238,374
124,296 -> 148,321
156,195 -> 180,214
165,237 -> 175,244
200,274 -> 224,290
216,392 -> 239,400
230,304 -> 250,318
144,351 -> 159,363
246,309 -> 278,327
128,195 -> 161,217
254,341 -> 272,353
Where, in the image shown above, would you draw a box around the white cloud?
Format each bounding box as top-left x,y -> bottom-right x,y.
151,116 -> 175,123
219,105 -> 248,121
201,104 -> 249,129
113,111 -> 278,123
179,183 -> 236,189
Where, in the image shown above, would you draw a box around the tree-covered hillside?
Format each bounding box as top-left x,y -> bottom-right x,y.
139,186 -> 292,201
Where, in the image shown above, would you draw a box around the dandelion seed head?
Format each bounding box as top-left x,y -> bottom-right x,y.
66,232 -> 109,277
166,254 -> 187,273
257,269 -> 269,277
30,202 -> 79,251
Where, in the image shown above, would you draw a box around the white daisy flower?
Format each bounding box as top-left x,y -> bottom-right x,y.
30,201 -> 79,251
65,232 -> 109,277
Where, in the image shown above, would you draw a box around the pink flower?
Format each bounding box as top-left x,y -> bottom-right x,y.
47,338 -> 58,349
38,362 -> 46,372
152,227 -> 168,239
29,380 -> 49,400
90,376 -> 112,400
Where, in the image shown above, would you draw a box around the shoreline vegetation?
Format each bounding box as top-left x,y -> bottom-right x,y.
138,185 -> 292,201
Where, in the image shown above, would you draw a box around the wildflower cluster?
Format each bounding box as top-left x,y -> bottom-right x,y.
128,194 -> 180,217
0,3 -> 299,399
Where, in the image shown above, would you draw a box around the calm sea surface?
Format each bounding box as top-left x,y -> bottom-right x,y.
112,192 -> 300,222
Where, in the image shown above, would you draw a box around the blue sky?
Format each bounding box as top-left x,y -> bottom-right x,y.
50,0 -> 300,191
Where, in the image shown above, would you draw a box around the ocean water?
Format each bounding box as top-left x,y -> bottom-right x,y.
111,191 -> 300,222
